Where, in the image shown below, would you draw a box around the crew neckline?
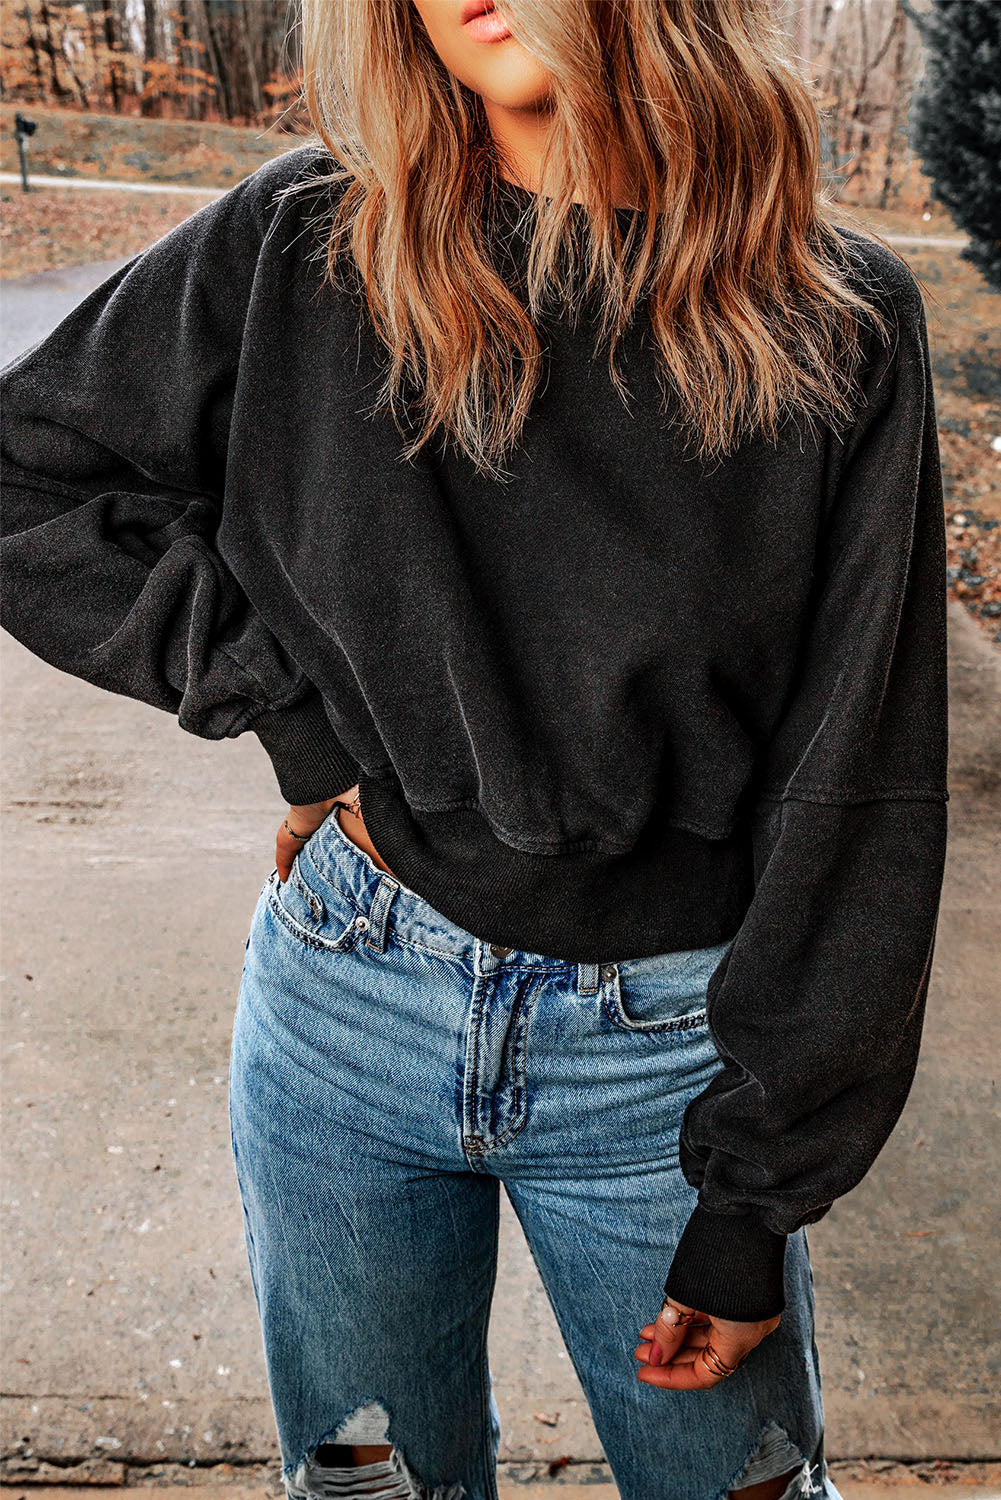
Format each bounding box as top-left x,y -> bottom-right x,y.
495,174 -> 646,221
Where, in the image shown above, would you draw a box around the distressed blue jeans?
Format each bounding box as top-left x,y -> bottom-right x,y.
228,805 -> 841,1500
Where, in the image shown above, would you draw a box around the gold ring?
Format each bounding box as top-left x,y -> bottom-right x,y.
700,1342 -> 740,1379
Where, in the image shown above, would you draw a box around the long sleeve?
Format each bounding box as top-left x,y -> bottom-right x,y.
662,262 -> 950,1322
0,149 -> 358,807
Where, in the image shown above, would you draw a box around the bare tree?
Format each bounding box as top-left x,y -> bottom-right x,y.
21,2 -> 48,101
811,0 -> 928,207
0,0 -> 928,211
36,0 -> 73,100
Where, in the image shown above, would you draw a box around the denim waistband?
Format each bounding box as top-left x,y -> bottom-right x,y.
302,806 -> 615,996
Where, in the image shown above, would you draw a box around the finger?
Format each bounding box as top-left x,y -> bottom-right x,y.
276,829 -> 304,882
636,1340 -> 706,1369
668,1327 -> 710,1362
639,1322 -> 711,1346
701,1326 -> 759,1374
664,1345 -> 703,1365
639,1314 -> 711,1340
637,1349 -> 725,1391
641,1306 -> 710,1367
634,1327 -> 710,1354
275,837 -> 294,882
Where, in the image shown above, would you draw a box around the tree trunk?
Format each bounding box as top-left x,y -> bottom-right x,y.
140,0 -> 157,116
188,0 -> 228,120
23,2 -> 47,102
797,0 -> 814,73
38,0 -> 73,101
880,2 -> 909,208
100,0 -> 121,113
175,0 -> 200,121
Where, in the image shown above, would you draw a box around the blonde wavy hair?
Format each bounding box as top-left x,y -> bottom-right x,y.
276,0 -> 896,481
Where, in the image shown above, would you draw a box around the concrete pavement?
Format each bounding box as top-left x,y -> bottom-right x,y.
2,586 -> 998,1477
2,1484 -> 1001,1500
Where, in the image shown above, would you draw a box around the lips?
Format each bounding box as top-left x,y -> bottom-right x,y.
461,0 -> 513,42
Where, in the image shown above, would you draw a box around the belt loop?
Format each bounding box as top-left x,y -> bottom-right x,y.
365,875 -> 399,953
577,961 -> 600,996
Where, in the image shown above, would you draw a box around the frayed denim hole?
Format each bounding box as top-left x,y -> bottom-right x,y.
724,1418 -> 823,1499
281,1402 -> 466,1500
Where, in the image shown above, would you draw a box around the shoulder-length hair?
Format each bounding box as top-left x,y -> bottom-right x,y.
277,0 -> 897,481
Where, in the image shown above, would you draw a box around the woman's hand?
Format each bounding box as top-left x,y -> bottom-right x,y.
276,797 -> 339,881
634,1298 -> 781,1390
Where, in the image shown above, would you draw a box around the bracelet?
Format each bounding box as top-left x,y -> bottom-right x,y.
283,794 -> 362,843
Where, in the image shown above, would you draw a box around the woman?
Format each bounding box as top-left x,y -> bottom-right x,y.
0,0 -> 949,1496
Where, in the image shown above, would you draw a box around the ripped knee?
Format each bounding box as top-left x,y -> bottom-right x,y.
728,1419 -> 825,1500
284,1401 -> 466,1500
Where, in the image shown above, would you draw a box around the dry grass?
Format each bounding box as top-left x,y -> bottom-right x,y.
1,181 -> 221,275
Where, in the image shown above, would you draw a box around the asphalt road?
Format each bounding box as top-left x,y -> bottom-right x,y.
1,260 -> 998,1482
0,168 -> 972,258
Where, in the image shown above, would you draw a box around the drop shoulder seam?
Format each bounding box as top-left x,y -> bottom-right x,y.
758,785 -> 949,806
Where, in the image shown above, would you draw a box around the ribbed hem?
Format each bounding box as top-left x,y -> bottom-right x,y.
355,767 -> 752,963
249,687 -> 359,806
662,1203 -> 788,1321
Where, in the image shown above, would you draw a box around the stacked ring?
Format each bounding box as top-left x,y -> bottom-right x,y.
660,1301 -> 748,1381
699,1343 -> 748,1379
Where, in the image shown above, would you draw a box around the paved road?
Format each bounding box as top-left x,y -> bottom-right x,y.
0,170 -> 223,196
0,170 -> 971,250
1,262 -> 998,1480
6,1485 -> 1001,1500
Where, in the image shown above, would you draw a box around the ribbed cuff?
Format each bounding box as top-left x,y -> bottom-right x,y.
249,687 -> 360,806
662,1203 -> 788,1321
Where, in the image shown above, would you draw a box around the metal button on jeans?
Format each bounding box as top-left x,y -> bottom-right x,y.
489,943 -> 513,958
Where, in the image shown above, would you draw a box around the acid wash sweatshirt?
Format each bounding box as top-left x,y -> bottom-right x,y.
0,144 -> 950,1322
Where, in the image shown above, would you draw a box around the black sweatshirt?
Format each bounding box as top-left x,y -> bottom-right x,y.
0,144 -> 950,1322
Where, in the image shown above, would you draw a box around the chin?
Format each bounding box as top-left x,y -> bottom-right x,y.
474,53 -> 553,110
